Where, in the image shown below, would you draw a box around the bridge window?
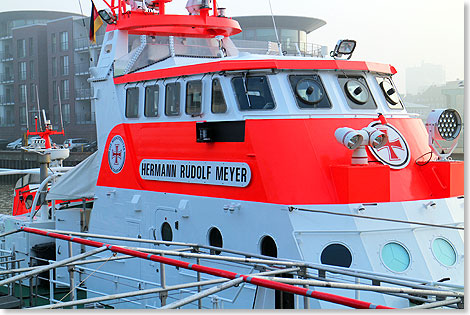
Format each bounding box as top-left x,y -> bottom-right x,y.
165,82 -> 181,116
338,76 -> 377,110
125,87 -> 139,118
185,80 -> 202,116
144,85 -> 159,117
211,79 -> 227,113
232,75 -> 275,110
289,75 -> 331,108
376,76 -> 403,110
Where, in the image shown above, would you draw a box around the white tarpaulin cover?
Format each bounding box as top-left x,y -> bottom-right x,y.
47,151 -> 101,201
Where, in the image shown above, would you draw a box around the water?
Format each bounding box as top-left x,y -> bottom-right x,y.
0,184 -> 13,214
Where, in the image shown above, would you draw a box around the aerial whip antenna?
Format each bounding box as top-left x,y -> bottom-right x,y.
35,84 -> 43,132
25,86 -> 30,131
57,83 -> 65,134
268,0 -> 282,56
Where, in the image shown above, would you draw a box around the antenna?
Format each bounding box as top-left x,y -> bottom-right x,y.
35,84 -> 43,132
57,83 -> 65,133
268,0 -> 282,56
25,86 -> 30,131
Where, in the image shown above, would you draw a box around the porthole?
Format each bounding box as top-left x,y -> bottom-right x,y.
344,80 -> 369,104
381,242 -> 410,273
379,79 -> 399,105
320,243 -> 352,268
161,222 -> 173,244
260,235 -> 277,258
432,238 -> 456,266
208,227 -> 223,255
295,79 -> 324,104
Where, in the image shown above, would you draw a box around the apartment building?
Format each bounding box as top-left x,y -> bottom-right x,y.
0,11 -> 105,143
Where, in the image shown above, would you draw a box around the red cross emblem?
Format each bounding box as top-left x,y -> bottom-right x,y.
108,135 -> 126,173
112,144 -> 122,165
368,123 -> 410,169
375,128 -> 405,161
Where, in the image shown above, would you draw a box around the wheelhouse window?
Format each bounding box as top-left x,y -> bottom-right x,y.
165,82 -> 180,116
232,75 -> 275,110
211,79 -> 227,113
338,76 -> 377,109
376,76 -> 403,110
126,87 -> 139,118
289,75 -> 331,108
144,85 -> 159,117
185,80 -> 202,115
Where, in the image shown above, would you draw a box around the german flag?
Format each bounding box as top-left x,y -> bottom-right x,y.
89,2 -> 103,43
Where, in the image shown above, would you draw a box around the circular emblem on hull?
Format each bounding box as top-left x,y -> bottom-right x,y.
108,135 -> 126,174
368,123 -> 410,169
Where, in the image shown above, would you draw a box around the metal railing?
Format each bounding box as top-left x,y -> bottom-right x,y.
0,226 -> 461,310
0,95 -> 14,105
0,51 -> 13,60
75,88 -> 92,100
74,63 -> 90,75
74,36 -> 104,51
0,73 -> 14,83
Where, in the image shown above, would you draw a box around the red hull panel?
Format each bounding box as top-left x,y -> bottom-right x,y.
97,118 -> 463,205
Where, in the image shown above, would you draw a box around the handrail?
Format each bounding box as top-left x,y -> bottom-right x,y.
20,226 -> 394,309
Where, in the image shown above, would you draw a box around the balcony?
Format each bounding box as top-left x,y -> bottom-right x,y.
74,62 -> 90,76
0,51 -> 13,62
75,88 -> 92,100
74,35 -> 104,52
0,95 -> 14,105
0,73 -> 14,84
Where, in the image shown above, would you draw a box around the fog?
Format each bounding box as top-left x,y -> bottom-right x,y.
1,0 -> 464,94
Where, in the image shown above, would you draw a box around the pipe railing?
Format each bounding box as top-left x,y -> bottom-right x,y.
18,226 -> 394,309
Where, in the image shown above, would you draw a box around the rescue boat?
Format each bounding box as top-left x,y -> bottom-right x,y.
0,0 -> 463,309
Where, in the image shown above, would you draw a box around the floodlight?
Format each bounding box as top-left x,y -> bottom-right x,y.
330,39 -> 357,60
98,9 -> 117,24
361,127 -> 388,149
335,127 -> 363,150
425,109 -> 462,160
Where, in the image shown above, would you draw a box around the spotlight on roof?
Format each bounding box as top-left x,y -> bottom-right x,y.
330,39 -> 357,60
98,9 -> 117,24
425,108 -> 462,160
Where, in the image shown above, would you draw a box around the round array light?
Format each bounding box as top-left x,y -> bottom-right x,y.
436,109 -> 462,141
381,242 -> 410,273
432,238 -> 456,266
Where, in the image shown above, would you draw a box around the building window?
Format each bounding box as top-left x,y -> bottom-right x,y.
125,87 -> 139,118
51,33 -> 56,54
61,80 -> 69,100
20,106 -> 27,125
17,39 -> 26,58
232,75 -> 275,110
19,84 -> 27,103
59,32 -> 68,51
29,60 -> 34,80
52,81 -> 58,101
51,57 -> 57,77
211,79 -> 227,113
30,84 -> 36,103
18,62 -> 26,80
185,80 -> 202,115
144,85 -> 159,117
60,55 -> 69,76
62,104 -> 70,124
165,82 -> 180,116
28,37 -> 33,56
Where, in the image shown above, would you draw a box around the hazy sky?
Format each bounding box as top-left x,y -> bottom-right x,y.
0,0 -> 464,93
